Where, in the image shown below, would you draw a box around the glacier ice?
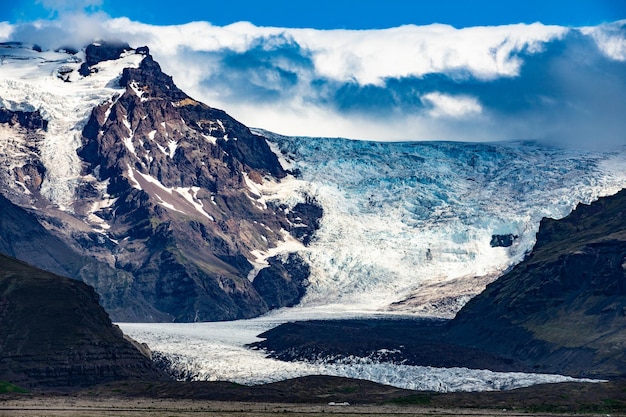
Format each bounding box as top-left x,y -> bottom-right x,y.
262,133 -> 626,316
116,102 -> 626,394
119,317 -> 603,392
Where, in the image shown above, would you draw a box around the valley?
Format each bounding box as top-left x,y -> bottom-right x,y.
1,39 -> 626,401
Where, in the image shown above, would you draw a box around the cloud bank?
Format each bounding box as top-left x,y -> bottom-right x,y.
1,16 -> 625,147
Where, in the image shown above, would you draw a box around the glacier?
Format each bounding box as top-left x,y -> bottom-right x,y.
263,132 -> 626,317
2,42 -> 626,392
119,314 -> 603,392
0,44 -> 143,210
122,133 -> 626,392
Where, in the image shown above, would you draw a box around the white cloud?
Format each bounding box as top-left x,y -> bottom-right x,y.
581,21 -> 626,61
422,93 -> 483,118
293,23 -> 568,85
0,22 -> 13,40
100,19 -> 567,85
2,18 -> 626,146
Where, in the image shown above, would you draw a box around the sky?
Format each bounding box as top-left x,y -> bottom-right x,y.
3,0 -> 625,29
1,1 -> 626,146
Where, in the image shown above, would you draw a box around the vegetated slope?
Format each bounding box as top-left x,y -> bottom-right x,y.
448,188 -> 626,378
0,42 -> 321,322
0,253 -> 165,389
255,189 -> 626,379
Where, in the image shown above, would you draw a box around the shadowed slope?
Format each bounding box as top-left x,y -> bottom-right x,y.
0,253 -> 165,389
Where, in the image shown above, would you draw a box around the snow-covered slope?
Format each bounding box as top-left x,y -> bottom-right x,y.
0,43 -> 143,209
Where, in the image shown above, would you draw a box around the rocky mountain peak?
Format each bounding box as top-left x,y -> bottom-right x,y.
0,41 -> 322,322
79,40 -> 135,76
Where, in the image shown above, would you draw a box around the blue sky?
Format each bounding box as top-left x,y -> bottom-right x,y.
1,1 -> 626,146
3,0 -> 625,28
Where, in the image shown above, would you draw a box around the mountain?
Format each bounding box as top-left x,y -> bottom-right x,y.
448,188 -> 626,378
0,41 -> 322,322
254,188 -> 626,379
0,252 -> 165,389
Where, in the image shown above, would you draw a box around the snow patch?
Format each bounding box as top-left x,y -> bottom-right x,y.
167,139 -> 178,158
175,186 -> 215,221
202,133 -> 218,145
86,195 -> 117,232
248,229 -> 305,281
129,81 -> 148,101
126,165 -> 142,190
122,115 -> 136,155
129,169 -> 216,221
154,193 -> 186,214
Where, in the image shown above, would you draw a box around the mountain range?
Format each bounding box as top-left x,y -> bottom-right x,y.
1,39 -> 626,390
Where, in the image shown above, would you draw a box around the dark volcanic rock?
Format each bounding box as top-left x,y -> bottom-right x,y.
79,41 -> 132,76
0,108 -> 47,130
252,319 -> 528,372
253,253 -> 310,310
287,199 -> 324,246
0,253 -> 165,389
490,233 -> 517,247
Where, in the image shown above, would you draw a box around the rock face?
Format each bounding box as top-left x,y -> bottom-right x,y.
0,42 -> 322,322
0,108 -> 48,130
78,41 -> 133,76
0,252 -> 165,389
490,233 -> 517,248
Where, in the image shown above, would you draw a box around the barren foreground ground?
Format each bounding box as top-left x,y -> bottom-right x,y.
0,396 -> 622,417
2,376 -> 626,417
